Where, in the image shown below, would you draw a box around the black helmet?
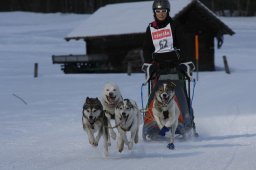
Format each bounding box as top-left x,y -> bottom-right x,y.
152,0 -> 170,10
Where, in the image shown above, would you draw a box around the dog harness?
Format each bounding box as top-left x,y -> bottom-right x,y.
154,94 -> 176,120
120,119 -> 133,131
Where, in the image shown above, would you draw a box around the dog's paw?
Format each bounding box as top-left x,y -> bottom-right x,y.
118,143 -> 124,152
117,138 -> 124,152
167,143 -> 175,150
89,140 -> 98,147
128,142 -> 133,150
89,139 -> 95,145
92,142 -> 98,147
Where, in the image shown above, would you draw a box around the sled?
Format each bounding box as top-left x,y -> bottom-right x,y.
141,61 -> 199,142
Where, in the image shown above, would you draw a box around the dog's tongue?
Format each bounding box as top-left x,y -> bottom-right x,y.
120,115 -> 128,124
107,96 -> 116,104
108,97 -> 116,104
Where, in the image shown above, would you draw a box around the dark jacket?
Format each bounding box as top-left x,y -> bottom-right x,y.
143,16 -> 184,64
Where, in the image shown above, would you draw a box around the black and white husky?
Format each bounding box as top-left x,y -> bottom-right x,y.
115,99 -> 140,152
82,97 -> 109,156
152,81 -> 180,150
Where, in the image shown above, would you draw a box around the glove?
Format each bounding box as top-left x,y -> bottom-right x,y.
178,61 -> 195,80
159,126 -> 170,136
141,63 -> 157,85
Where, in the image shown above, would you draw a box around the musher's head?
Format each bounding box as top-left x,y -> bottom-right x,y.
152,0 -> 170,22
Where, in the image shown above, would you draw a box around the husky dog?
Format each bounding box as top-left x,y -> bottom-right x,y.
115,99 -> 140,152
82,97 -> 109,156
101,82 -> 123,140
152,81 -> 180,150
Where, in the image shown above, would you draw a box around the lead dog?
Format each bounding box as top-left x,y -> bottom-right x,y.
115,99 -> 140,152
101,82 -> 123,141
152,81 -> 180,150
82,97 -> 109,156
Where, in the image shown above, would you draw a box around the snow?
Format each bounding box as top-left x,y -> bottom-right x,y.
66,0 -> 192,39
1,11 -> 256,170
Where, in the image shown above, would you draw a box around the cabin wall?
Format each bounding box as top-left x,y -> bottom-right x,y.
179,32 -> 215,71
86,34 -> 145,71
198,34 -> 215,71
176,5 -> 217,71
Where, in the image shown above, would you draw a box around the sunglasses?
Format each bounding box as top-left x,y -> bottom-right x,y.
155,9 -> 168,13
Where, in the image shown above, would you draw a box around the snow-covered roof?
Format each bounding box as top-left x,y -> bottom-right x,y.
65,0 -> 192,40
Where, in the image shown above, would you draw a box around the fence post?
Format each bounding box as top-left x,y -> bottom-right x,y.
34,63 -> 38,78
127,62 -> 132,76
223,56 -> 230,74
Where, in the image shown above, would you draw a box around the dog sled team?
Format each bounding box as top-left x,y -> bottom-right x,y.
82,0 -> 199,156
82,82 -> 141,156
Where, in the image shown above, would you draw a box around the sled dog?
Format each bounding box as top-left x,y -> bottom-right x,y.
101,82 -> 123,140
115,99 -> 140,152
152,81 -> 180,150
82,97 -> 109,156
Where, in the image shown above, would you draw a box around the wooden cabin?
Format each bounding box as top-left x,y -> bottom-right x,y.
174,0 -> 235,70
59,0 -> 234,73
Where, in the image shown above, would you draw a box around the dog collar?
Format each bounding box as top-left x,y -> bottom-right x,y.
104,110 -> 115,119
120,121 -> 133,131
120,116 -> 133,131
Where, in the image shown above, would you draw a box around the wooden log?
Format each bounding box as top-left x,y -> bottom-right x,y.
127,62 -> 132,76
223,56 -> 230,74
34,63 -> 38,78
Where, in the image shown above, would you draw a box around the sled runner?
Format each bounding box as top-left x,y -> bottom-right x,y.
141,52 -> 198,141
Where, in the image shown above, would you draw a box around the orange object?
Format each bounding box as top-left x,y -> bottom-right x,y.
144,96 -> 184,125
195,34 -> 199,61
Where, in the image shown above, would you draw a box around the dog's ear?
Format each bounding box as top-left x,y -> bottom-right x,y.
116,101 -> 123,109
125,99 -> 134,109
85,97 -> 90,103
95,97 -> 101,104
124,99 -> 129,102
96,98 -> 103,109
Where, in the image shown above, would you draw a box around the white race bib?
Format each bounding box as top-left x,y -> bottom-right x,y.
150,23 -> 174,53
